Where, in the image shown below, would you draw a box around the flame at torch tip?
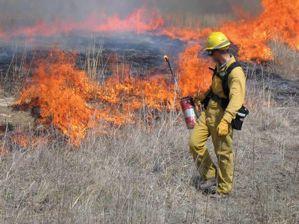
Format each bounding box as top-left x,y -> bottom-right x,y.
164,55 -> 169,62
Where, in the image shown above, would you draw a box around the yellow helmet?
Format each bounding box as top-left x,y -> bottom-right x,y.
205,32 -> 231,51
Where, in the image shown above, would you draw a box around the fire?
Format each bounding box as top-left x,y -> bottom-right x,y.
178,44 -> 212,97
15,52 -> 100,144
220,0 -> 299,59
15,51 -> 175,144
11,21 -> 75,38
161,26 -> 211,42
7,8 -> 164,38
162,0 -> 299,61
13,46 -> 211,145
10,132 -> 33,149
93,8 -> 164,33
218,0 -> 299,61
9,131 -> 49,149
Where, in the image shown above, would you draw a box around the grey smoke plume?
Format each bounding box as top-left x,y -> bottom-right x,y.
0,0 -> 260,31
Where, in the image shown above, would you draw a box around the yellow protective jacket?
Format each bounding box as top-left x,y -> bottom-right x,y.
211,56 -> 246,123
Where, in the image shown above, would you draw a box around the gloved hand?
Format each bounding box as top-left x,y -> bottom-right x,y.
217,119 -> 230,136
193,91 -> 206,106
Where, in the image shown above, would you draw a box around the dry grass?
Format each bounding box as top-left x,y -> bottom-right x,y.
0,63 -> 298,223
0,47 -> 33,96
268,41 -> 299,81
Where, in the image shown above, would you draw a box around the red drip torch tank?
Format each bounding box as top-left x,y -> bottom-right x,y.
180,96 -> 198,129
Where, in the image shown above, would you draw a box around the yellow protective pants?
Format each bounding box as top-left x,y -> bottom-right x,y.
189,100 -> 234,194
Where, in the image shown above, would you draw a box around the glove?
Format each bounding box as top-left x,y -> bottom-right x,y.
193,91 -> 206,106
217,119 -> 230,136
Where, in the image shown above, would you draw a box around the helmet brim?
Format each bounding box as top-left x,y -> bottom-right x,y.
204,41 -> 231,52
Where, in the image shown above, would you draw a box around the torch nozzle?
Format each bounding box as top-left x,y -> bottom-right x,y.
163,54 -> 178,86
164,55 -> 169,62
163,54 -> 181,98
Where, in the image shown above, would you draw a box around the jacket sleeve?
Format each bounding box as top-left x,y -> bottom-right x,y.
222,67 -> 246,123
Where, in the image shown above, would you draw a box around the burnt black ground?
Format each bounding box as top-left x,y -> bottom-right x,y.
0,34 -> 184,76
245,62 -> 299,105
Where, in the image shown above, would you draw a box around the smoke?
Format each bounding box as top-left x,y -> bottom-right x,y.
0,0 -> 261,31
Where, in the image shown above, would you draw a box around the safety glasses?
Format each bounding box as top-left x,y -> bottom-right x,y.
201,50 -> 214,58
206,50 -> 214,56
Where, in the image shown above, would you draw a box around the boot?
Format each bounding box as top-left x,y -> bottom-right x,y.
200,178 -> 216,191
191,175 -> 206,190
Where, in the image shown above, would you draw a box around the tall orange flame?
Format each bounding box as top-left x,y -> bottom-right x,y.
16,52 -> 99,144
162,0 -> 299,61
16,51 -> 175,144
178,44 -> 212,97
8,8 -> 164,38
93,8 -> 164,33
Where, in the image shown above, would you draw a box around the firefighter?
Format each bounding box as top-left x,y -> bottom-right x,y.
189,32 -> 246,196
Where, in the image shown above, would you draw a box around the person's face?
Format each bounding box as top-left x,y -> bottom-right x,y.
209,50 -> 223,63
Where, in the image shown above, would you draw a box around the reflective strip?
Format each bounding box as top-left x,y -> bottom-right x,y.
184,108 -> 196,118
237,112 -> 247,118
214,40 -> 231,49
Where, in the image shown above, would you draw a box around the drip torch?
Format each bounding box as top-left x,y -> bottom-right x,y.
163,55 -> 199,129
164,55 -> 178,85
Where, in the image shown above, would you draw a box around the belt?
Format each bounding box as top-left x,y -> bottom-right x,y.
210,93 -> 229,109
203,91 -> 229,109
